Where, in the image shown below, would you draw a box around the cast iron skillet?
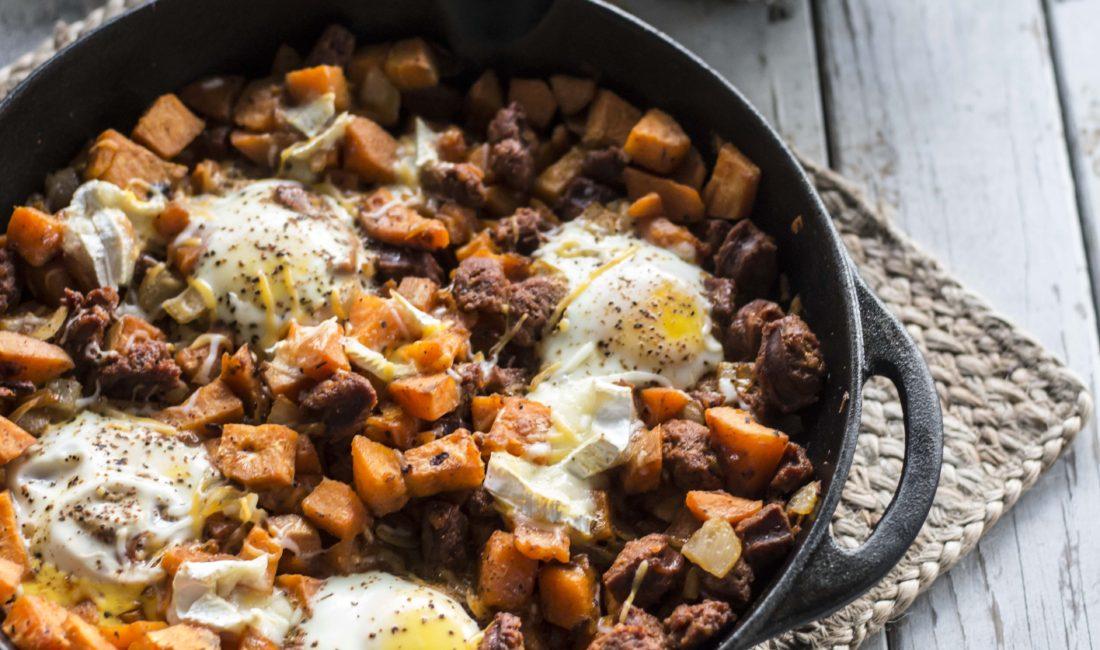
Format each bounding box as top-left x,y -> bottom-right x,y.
0,0 -> 943,647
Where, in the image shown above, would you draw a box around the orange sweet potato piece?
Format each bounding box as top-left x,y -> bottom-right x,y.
239,526 -> 283,588
0,415 -> 35,465
0,331 -> 73,385
229,130 -> 293,168
549,75 -> 596,115
479,397 -> 551,460
388,373 -> 459,421
351,436 -> 409,516
301,478 -> 370,540
471,394 -> 505,433
62,613 -> 114,650
100,621 -> 168,650
671,146 -> 707,190
623,108 -> 691,174
0,556 -> 22,603
347,294 -> 408,352
508,78 -> 557,130
132,94 -> 206,159
533,146 -> 586,203
276,574 -> 323,612
636,217 -> 701,262
623,167 -> 704,222
394,329 -> 468,374
395,277 -> 439,312
7,206 -> 62,267
233,78 -> 285,132
513,521 -> 569,563
639,387 -> 690,426
383,38 -> 438,90
238,629 -> 280,650
159,543 -> 233,579
215,423 -> 298,490
220,344 -> 264,415
85,130 -> 187,187
685,490 -> 763,525
539,558 -> 598,629
622,425 -> 663,495
363,405 -> 419,450
0,491 -> 28,571
282,319 -> 350,382
180,75 -> 246,122
285,65 -> 350,111
465,71 -> 503,127
357,188 -> 448,250
705,407 -> 789,496
343,115 -> 397,184
155,378 -> 244,433
129,623 -> 220,650
478,531 -> 538,610
403,430 -> 485,497
2,595 -> 71,650
294,434 -> 324,475
347,43 -> 390,85
154,201 -> 190,240
626,192 -> 664,220
583,89 -> 641,147
704,143 -> 761,220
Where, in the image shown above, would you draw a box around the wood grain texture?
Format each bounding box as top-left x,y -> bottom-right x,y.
816,0 -> 1100,648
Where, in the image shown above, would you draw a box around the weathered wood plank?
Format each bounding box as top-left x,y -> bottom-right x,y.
816,0 -> 1100,648
620,0 -> 827,161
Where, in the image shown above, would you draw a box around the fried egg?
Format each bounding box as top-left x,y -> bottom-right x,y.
6,411 -> 223,611
287,572 -> 480,650
177,179 -> 368,346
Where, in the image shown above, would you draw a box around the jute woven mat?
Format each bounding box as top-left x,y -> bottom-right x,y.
0,2 -> 1093,647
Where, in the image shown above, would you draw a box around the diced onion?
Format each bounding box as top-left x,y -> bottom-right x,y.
163,286 -> 209,324
682,518 -> 742,579
787,480 -> 821,517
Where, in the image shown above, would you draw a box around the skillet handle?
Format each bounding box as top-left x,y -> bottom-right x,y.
760,276 -> 942,636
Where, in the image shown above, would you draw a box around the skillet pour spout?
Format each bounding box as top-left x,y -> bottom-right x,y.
0,0 -> 943,647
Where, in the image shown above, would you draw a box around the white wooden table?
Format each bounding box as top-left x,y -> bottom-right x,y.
2,1 -> 1098,647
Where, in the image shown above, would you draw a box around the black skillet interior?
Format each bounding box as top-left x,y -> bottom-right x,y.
0,0 -> 941,647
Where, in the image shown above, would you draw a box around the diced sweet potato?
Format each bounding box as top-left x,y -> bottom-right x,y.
357,188 -> 448,250
671,146 -> 707,190
358,66 -> 402,127
471,394 -> 505,433
129,623 -> 220,650
533,146 -> 586,203
403,430 -> 485,497
159,543 -> 233,578
239,525 -> 283,588
384,38 -> 439,90
395,277 -> 439,312
539,558 -> 598,629
62,612 -> 114,650
620,425 -> 662,495
155,201 -> 190,240
180,75 -> 246,122
549,75 -> 596,115
347,294 -> 407,352
301,478 -> 370,540
238,629 -> 280,650
583,89 -> 642,147
343,116 -> 397,184
636,217 -> 701,262
347,43 -> 391,84
465,70 -> 503,126
294,434 -> 324,475
100,621 -> 168,650
0,331 -> 73,385
479,397 -> 551,460
705,407 -> 789,496
0,556 -> 22,603
286,65 -> 350,111
215,423 -> 298,490
220,345 -> 264,416
639,387 -> 690,426
7,206 -> 63,267
276,574 -> 323,612
685,490 -> 763,524
350,436 -> 409,516
394,329 -> 468,374
2,595 -> 71,650
266,514 -> 321,574
233,78 -> 285,132
703,143 -> 761,220
513,521 -> 569,563
626,192 -> 664,220
388,373 -> 460,421
132,94 -> 206,159
363,405 -> 419,451
280,319 -> 350,382
623,167 -> 704,222
155,378 -> 244,434
0,416 -> 35,466
624,108 -> 691,174
229,130 -> 296,168
85,130 -> 187,187
478,531 -> 538,610
508,78 -> 557,130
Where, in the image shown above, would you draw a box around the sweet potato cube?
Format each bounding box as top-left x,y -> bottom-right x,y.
623,167 -> 704,222
238,629 -> 280,650
276,574 -> 324,611
639,387 -> 691,426
215,423 -> 298,490
302,478 -> 370,539
513,521 -> 569,563
685,490 -> 763,524
471,394 -> 505,433
0,416 -> 34,467
395,329 -> 467,373
403,430 -> 485,497
286,65 -> 350,111
129,623 -> 220,650
478,531 -> 538,610
282,319 -> 350,381
155,201 -> 190,240
363,405 -> 419,450
620,425 -> 662,495
180,75 -> 246,122
624,108 -> 691,174
62,613 -> 114,650
388,373 -> 460,421
480,397 -> 551,459
7,206 -> 62,267
343,116 -> 397,184
358,66 -> 402,127
384,38 -> 439,90
626,192 -> 664,220
155,378 -> 244,434
705,407 -> 789,496
132,94 -> 206,159
100,621 -> 168,649
220,344 -> 264,415
583,89 -> 641,147
2,595 -> 71,650
347,294 -> 406,352
465,70 -> 503,126
0,556 -> 21,603
358,189 -> 447,250
539,559 -> 598,629
0,331 -> 73,385
159,543 -> 233,579
508,78 -> 557,130
230,130 -> 295,168
395,277 -> 439,312
533,146 -> 586,203
239,526 -> 283,588
85,130 -> 187,187
704,143 -> 761,220
351,436 -> 409,516
549,75 -> 596,115
671,146 -> 707,190
348,43 -> 390,84
233,78 -> 284,132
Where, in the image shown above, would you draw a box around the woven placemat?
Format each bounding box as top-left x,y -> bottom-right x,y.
0,2 -> 1093,648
